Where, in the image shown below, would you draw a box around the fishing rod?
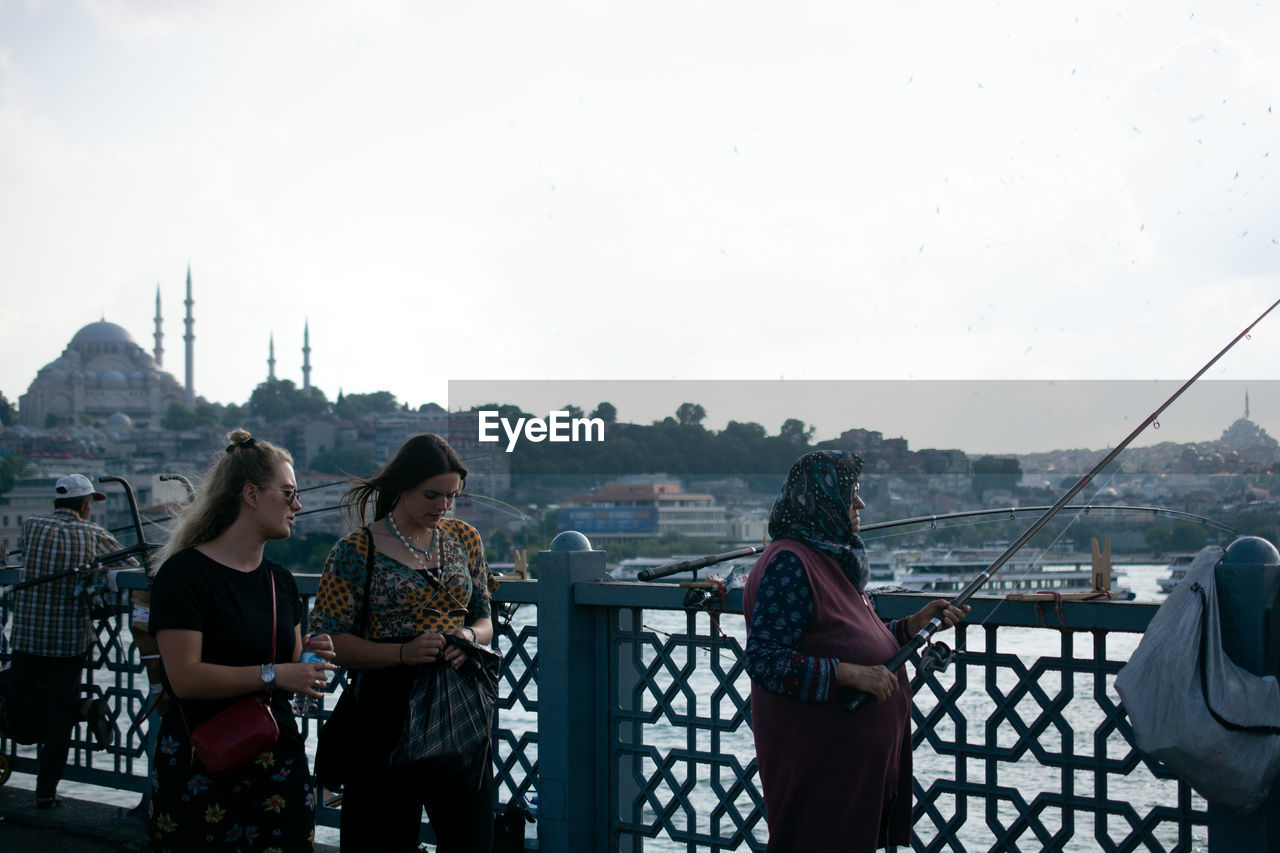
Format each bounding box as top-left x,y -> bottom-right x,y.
635,504 -> 1236,581
845,295 -> 1280,713
0,475 -> 159,597
3,473 -> 202,563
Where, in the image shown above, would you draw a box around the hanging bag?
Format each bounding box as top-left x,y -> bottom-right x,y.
1115,546 -> 1280,814
387,633 -> 500,787
313,527 -> 376,793
180,567 -> 280,776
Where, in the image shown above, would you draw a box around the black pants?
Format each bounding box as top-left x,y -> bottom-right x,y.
10,651 -> 86,799
338,660 -> 494,852
340,751 -> 494,852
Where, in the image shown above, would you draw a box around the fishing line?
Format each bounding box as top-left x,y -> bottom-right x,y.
844,295 -> 1280,713
973,467 -> 1124,627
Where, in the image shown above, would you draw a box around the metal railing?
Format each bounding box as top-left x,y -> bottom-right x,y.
1,550 -> 1212,852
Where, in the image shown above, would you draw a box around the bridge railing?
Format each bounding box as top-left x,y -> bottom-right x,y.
1,551 -> 1210,852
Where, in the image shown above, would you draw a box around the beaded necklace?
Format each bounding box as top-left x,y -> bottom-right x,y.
384,512 -> 468,612
385,511 -> 438,561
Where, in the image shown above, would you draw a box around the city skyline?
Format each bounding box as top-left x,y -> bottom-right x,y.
2,3 -> 1278,438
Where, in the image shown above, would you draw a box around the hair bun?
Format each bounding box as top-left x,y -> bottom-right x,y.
225,428 -> 257,453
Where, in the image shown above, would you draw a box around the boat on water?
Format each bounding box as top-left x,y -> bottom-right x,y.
1156,553 -> 1196,594
895,545 -> 1134,599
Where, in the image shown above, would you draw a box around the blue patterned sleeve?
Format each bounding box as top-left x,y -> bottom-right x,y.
744,550 -> 840,702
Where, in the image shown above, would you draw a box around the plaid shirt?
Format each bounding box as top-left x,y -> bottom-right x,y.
13,508 -> 137,657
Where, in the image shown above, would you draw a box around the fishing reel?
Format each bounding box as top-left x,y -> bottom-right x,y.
918,641 -> 953,678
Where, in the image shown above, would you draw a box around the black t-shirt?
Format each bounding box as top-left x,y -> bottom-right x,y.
150,547 -> 304,730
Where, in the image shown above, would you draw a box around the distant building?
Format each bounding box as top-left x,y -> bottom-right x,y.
560,480 -> 729,540
914,448 -> 971,492
19,320 -> 187,429
1219,391 -> 1278,466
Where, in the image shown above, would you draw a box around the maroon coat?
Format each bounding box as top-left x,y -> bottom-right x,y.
744,539 -> 913,852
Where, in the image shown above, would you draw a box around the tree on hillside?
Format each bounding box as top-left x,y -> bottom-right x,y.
248,379 -> 329,422
778,418 -> 815,445
590,402 -> 617,423
1144,520 -> 1214,556
723,420 -> 767,442
1,453 -> 30,496
334,390 -> 399,420
163,401 -> 197,430
676,402 -> 706,427
310,446 -> 375,476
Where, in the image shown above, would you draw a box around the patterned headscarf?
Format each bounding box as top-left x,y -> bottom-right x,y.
768,450 -> 870,591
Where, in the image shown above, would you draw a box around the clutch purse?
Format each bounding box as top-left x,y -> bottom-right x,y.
189,695 -> 279,775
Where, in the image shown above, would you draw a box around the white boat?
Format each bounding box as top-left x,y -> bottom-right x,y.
896,545 -> 1134,599
1156,553 -> 1196,594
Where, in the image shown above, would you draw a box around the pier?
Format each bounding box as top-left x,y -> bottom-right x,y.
4,538 -> 1277,851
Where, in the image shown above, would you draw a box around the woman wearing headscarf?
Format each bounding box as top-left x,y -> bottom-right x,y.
309,433 -> 499,852
743,450 -> 967,851
148,428 -> 336,852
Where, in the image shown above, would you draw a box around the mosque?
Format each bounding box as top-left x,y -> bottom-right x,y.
17,267 -> 315,430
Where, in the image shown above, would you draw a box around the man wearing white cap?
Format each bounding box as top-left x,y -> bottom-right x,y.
10,473 -> 137,809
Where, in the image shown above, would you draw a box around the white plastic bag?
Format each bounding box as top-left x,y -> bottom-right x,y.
1115,546 -> 1280,814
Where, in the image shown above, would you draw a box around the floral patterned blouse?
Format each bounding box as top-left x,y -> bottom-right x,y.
309,518 -> 497,640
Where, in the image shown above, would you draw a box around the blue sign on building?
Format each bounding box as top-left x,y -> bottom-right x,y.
559,507 -> 659,535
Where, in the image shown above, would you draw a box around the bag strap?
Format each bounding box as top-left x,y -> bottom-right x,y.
359,526 -> 375,639
268,565 -> 277,664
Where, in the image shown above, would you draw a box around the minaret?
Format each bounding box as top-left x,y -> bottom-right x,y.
268,333 -> 277,380
184,265 -> 195,406
1245,388 -> 1251,420
153,284 -> 164,366
302,320 -> 312,394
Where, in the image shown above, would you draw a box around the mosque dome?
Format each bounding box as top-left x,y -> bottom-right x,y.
100,369 -> 127,388
106,411 -> 134,431
70,321 -> 138,348
21,316 -> 187,429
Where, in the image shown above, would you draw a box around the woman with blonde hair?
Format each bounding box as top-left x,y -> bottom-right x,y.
148,428 -> 335,852
310,432 -> 498,852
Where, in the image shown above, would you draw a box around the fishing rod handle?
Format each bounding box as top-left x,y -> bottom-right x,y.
843,619 -> 939,713
637,546 -> 763,581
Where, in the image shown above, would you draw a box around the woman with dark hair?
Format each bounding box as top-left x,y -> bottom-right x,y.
310,433 -> 498,852
743,450 -> 967,852
148,428 -> 336,852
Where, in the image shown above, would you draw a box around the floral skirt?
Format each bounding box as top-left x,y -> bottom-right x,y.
148,710 -> 315,852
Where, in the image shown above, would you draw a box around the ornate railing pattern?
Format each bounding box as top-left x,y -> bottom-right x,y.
0,562 -> 1211,852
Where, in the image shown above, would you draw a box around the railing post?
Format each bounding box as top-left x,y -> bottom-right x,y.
535,531 -> 611,852
1209,536 -> 1280,851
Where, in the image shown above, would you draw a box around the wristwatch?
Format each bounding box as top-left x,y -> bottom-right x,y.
260,663 -> 276,689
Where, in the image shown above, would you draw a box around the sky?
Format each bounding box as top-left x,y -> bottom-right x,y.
2,1 -> 1278,454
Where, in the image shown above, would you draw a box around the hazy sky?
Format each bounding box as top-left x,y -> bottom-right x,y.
2,2 -> 1278,453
